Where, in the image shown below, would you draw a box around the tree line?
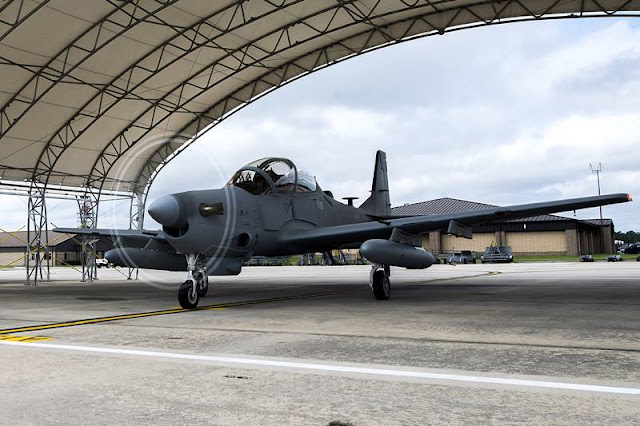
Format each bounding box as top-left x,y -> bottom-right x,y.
614,230 -> 640,243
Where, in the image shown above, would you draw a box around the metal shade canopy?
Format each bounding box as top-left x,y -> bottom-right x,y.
0,0 -> 637,283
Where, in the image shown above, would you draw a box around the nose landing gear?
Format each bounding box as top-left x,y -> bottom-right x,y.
370,264 -> 391,300
178,253 -> 208,309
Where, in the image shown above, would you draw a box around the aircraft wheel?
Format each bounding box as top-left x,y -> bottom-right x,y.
371,268 -> 390,300
178,280 -> 199,309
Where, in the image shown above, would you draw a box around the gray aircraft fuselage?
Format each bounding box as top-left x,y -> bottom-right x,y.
158,185 -> 375,260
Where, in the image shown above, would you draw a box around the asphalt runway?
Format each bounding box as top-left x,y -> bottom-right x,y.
1,263 -> 639,425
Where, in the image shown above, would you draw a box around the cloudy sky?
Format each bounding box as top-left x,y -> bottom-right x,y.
2,18 -> 639,233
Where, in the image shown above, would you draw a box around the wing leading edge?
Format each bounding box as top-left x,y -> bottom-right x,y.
53,227 -> 165,243
281,193 -> 632,250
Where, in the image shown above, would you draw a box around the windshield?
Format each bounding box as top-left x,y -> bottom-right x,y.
274,168 -> 316,193
227,158 -> 317,195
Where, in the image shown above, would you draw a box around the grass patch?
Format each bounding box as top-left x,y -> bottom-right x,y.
514,254 -> 638,263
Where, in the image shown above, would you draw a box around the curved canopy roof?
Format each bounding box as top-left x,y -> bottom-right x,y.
0,0 -> 638,196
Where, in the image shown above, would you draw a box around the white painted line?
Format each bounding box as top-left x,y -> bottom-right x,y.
2,340 -> 639,395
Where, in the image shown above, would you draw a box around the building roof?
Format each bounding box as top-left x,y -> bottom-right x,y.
392,197 -> 570,222
0,231 -> 74,249
0,1 -> 634,198
581,218 -> 613,227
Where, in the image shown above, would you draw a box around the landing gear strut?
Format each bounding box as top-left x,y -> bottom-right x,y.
178,253 -> 208,309
370,264 -> 391,300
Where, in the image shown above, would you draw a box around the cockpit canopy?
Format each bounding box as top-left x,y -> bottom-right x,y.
227,158 -> 317,195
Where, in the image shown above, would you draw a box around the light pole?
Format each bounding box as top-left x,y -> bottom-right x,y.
590,163 -> 604,253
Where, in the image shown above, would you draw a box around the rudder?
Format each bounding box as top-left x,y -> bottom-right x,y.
359,150 -> 391,217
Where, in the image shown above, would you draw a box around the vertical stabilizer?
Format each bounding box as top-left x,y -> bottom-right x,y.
359,150 -> 391,217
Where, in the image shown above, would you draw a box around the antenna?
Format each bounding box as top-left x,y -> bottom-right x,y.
590,163 -> 604,253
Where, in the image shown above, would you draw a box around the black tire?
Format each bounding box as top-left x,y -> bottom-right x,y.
472,259 -> 477,264
178,280 -> 199,309
463,259 -> 467,264
372,269 -> 390,300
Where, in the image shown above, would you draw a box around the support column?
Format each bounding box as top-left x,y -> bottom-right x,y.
76,192 -> 99,282
428,231 -> 441,255
26,186 -> 50,285
602,225 -> 614,254
127,192 -> 145,280
565,229 -> 578,256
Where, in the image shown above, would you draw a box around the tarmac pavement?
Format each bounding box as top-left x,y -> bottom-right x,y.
1,263 -> 639,425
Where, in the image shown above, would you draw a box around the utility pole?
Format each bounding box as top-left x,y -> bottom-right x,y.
590,163 -> 604,253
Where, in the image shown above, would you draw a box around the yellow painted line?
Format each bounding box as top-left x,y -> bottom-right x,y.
0,272 -> 497,336
0,288 -> 364,335
0,334 -> 53,343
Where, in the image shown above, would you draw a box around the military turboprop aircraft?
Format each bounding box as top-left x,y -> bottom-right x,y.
55,151 -> 632,309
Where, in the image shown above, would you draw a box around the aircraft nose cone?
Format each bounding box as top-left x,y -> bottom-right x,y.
148,195 -> 183,227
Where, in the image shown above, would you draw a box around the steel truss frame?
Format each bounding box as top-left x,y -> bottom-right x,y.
75,190 -> 99,282
26,184 -> 49,285
1,180 -> 133,283
127,191 -> 145,280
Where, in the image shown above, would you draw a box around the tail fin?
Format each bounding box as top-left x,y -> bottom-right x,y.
359,150 -> 391,217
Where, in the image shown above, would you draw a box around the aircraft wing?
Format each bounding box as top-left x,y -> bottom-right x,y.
281,193 -> 632,249
53,227 -> 165,243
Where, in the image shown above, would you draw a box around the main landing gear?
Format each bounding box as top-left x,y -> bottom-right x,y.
370,264 -> 391,300
178,253 -> 209,309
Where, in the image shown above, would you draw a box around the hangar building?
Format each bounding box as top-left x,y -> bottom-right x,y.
392,198 -> 615,256
0,231 -> 111,267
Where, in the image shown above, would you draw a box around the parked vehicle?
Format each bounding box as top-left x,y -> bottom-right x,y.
623,243 -> 640,254
95,258 -> 109,268
579,254 -> 594,262
607,255 -> 623,262
445,250 -> 477,264
481,246 -> 513,263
